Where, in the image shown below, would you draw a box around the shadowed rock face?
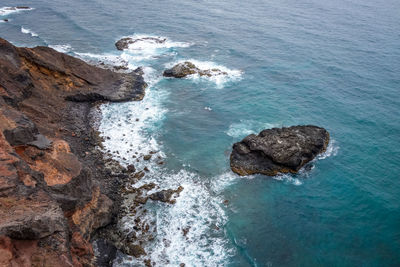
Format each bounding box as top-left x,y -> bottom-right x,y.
230,125 -> 330,176
0,38 -> 147,266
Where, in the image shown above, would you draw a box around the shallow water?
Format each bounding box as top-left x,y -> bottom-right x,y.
1,0 -> 400,266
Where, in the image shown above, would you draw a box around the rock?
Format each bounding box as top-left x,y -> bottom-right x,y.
143,154 -> 152,160
149,186 -> 183,204
163,61 -> 228,78
126,244 -> 146,258
0,195 -> 66,239
230,125 -> 330,176
182,227 -> 190,237
93,239 -> 117,267
115,36 -> 167,51
127,164 -> 136,172
134,171 -> 145,179
163,61 -> 198,78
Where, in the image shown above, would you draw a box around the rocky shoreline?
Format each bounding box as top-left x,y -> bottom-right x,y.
0,38 -> 151,266
0,36 -> 331,266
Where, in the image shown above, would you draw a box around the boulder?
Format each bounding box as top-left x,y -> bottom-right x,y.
126,244 -> 146,258
230,125 -> 330,176
149,186 -> 183,204
163,61 -> 227,78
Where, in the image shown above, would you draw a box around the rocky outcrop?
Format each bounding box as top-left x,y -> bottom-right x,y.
115,36 -> 166,50
163,61 -> 228,78
149,186 -> 184,204
230,125 -> 330,176
0,38 -> 147,266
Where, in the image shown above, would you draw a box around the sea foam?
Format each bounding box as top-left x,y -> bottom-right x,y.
21,27 -> 38,37
0,6 -> 34,16
79,35 -> 233,266
226,120 -> 279,139
119,34 -> 192,62
49,44 -> 72,53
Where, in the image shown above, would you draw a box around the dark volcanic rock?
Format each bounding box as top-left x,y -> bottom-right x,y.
149,186 -> 184,204
163,61 -> 228,78
93,239 -> 117,267
127,244 -> 146,258
230,125 -> 330,176
115,36 -> 166,50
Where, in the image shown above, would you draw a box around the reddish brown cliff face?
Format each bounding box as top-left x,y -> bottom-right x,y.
0,38 -> 146,266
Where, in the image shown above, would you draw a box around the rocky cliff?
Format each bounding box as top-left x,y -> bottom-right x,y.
0,38 -> 146,266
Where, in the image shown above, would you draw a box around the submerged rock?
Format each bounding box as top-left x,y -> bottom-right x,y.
115,36 -> 167,50
230,125 -> 330,176
163,61 -> 228,78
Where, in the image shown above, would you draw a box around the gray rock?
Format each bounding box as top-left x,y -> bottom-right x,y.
230,125 -> 330,176
163,61 -> 228,78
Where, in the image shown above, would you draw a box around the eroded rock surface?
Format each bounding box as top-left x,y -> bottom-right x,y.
0,38 -> 147,266
230,125 -> 330,176
163,61 -> 228,78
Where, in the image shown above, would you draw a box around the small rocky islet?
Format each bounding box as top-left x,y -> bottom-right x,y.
230,125 -> 330,176
115,36 -> 167,50
163,61 -> 228,78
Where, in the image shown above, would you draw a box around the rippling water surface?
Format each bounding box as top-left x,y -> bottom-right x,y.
1,0 -> 400,266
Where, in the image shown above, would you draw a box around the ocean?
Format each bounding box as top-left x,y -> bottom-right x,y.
1,0 -> 399,266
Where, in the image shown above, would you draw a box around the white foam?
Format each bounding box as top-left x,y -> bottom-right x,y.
49,44 -> 72,53
318,139 -> 339,160
118,34 -> 191,63
204,106 -> 212,111
21,27 -> 38,37
75,52 -> 130,68
118,170 -> 233,267
123,34 -> 191,51
0,6 -> 34,16
166,59 -> 243,88
273,173 -> 303,186
211,171 -> 240,193
99,67 -> 166,168
99,66 -> 232,266
226,120 -> 279,139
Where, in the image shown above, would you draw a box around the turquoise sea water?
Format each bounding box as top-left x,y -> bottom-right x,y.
1,0 -> 400,266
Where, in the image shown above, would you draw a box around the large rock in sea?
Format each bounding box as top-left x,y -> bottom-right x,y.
230,125 -> 330,176
163,61 -> 228,78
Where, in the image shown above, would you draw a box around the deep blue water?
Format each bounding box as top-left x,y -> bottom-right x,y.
1,0 -> 400,266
